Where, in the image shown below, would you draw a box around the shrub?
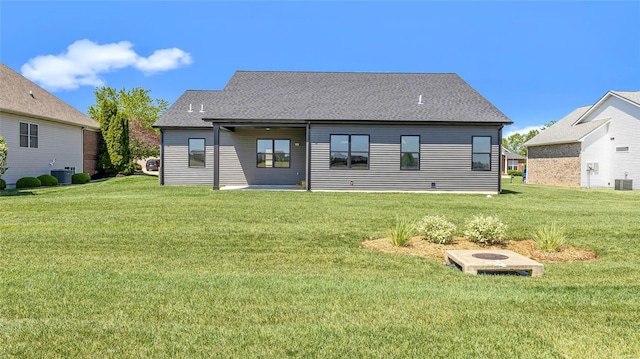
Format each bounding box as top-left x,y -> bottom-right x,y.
507,170 -> 522,176
0,178 -> 5,190
464,215 -> 507,245
16,177 -> 42,189
71,173 -> 91,184
121,162 -> 136,176
417,215 -> 456,244
37,174 -> 59,187
533,222 -> 566,252
135,162 -> 142,170
389,217 -> 415,247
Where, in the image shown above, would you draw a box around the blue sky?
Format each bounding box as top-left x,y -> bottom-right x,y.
2,1 -> 639,136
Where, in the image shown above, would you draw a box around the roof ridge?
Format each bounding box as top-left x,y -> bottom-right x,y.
234,70 -> 460,75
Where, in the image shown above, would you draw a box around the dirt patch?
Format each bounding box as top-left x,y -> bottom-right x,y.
361,237 -> 598,263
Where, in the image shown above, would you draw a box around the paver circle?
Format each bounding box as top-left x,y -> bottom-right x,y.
471,253 -> 509,260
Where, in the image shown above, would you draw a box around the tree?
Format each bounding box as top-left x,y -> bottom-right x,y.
89,87 -> 119,174
502,129 -> 539,157
541,119 -> 558,131
104,109 -> 132,174
88,87 -> 166,166
0,135 -> 8,177
118,87 -> 165,160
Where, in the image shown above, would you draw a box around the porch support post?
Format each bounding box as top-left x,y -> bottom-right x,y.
213,123 -> 220,190
305,122 -> 311,191
498,125 -> 503,194
159,129 -> 165,185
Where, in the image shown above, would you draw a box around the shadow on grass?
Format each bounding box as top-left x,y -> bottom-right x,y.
500,189 -> 522,195
0,189 -> 36,196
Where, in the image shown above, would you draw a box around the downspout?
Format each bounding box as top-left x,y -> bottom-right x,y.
159,129 -> 165,185
81,127 -> 85,174
213,123 -> 220,190
305,121 -> 311,191
498,125 -> 503,193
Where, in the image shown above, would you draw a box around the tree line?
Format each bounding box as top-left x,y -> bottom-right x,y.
88,87 -> 168,175
502,120 -> 557,157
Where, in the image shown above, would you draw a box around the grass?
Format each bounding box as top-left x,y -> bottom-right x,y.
534,222 -> 567,252
1,176 -> 640,358
388,217 -> 415,246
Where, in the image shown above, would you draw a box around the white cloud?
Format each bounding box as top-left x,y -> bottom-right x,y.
21,39 -> 192,91
135,48 -> 193,74
504,125 -> 544,138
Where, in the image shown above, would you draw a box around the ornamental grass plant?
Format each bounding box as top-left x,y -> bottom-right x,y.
388,217 -> 415,246
533,222 -> 566,252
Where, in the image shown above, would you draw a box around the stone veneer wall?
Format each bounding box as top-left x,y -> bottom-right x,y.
527,143 -> 581,187
83,130 -> 100,176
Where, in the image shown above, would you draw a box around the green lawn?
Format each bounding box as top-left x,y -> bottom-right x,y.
1,176 -> 639,358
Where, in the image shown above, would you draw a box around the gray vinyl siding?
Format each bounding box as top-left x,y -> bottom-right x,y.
220,127 -> 306,186
309,124 -> 501,192
162,129 -> 214,185
162,127 -> 306,186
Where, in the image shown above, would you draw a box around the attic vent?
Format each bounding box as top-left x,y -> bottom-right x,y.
188,104 -> 193,113
616,146 -> 629,152
418,95 -> 424,105
199,104 -> 205,113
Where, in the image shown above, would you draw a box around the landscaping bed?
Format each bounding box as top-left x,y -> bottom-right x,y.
362,236 -> 598,262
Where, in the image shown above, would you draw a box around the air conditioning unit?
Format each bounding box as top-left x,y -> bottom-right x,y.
615,179 -> 632,191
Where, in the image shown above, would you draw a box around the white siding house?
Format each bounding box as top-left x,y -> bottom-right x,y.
0,62 -> 100,188
524,91 -> 640,189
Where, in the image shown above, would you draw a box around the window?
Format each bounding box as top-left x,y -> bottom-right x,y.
400,135 -> 420,170
188,138 -> 205,167
472,136 -> 491,171
257,139 -> 290,168
507,160 -> 519,171
330,135 -> 369,169
20,122 -> 38,148
616,146 -> 629,152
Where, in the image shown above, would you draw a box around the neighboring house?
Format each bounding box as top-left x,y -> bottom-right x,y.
0,62 -> 100,187
501,147 -> 525,175
523,91 -> 640,189
153,71 -> 512,193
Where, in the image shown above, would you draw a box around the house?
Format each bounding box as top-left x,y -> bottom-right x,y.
153,71 -> 512,193
0,62 -> 100,187
501,147 -> 525,175
523,91 -> 640,189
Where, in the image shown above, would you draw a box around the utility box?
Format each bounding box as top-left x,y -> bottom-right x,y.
51,169 -> 72,185
614,179 -> 633,191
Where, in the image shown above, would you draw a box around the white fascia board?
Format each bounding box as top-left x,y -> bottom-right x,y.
578,119 -> 611,142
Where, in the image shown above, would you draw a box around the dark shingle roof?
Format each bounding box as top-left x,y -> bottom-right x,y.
154,90 -> 224,128
154,71 -> 512,127
501,147 -> 525,160
0,62 -> 99,129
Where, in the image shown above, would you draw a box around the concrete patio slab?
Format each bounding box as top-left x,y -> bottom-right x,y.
444,250 -> 544,277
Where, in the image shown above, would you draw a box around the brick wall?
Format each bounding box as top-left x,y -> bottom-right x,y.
83,130 -> 100,176
527,143 -> 581,187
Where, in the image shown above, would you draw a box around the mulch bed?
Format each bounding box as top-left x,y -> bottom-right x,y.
361,236 -> 598,263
